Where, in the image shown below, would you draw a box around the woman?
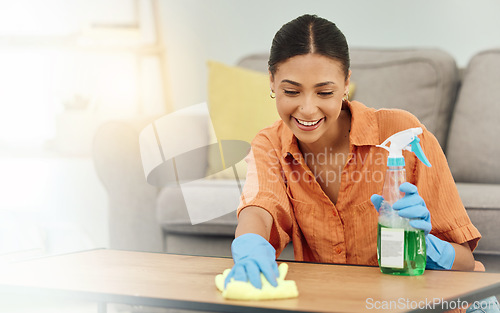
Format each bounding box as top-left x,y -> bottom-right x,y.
225,14 -> 495,312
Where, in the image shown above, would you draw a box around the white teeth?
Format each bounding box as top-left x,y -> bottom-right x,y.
297,118 -> 321,126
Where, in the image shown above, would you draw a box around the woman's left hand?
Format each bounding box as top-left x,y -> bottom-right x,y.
392,182 -> 432,235
371,182 -> 456,269
370,182 -> 431,234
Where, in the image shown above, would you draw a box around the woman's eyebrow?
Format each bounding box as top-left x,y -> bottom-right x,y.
281,79 -> 301,86
280,79 -> 335,87
314,81 -> 335,87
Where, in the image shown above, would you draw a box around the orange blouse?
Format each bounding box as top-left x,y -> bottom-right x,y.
237,100 -> 481,266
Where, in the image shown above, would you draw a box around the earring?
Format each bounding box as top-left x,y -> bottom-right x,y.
270,90 -> 276,99
343,89 -> 350,101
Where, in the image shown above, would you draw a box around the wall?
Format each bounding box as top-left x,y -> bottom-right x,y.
159,0 -> 500,110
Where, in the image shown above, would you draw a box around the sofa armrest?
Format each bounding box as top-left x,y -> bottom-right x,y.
141,103 -> 212,187
92,103 -> 212,252
92,119 -> 163,252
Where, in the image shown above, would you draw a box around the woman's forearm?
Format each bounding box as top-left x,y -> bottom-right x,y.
235,206 -> 274,240
450,242 -> 475,271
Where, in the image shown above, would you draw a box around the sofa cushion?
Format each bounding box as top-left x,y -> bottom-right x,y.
456,182 -> 500,210
164,233 -> 234,257
349,49 -> 459,148
157,179 -> 239,236
456,183 -> 500,255
446,49 -> 500,183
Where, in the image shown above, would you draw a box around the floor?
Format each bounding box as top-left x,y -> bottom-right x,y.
0,294 -> 191,313
0,298 -> 190,313
0,299 -> 181,313
0,297 -> 111,313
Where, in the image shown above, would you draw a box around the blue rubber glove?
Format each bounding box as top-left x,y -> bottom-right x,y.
224,233 -> 279,289
425,234 -> 456,269
371,182 -> 455,270
392,182 -> 432,235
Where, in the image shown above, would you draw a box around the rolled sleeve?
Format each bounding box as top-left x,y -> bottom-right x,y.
409,127 -> 481,251
237,133 -> 293,256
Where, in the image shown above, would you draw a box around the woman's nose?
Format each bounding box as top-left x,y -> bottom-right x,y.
299,95 -> 317,116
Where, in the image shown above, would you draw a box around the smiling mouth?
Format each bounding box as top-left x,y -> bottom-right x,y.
294,117 -> 323,126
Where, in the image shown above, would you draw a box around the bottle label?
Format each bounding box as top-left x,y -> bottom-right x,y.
380,228 -> 404,268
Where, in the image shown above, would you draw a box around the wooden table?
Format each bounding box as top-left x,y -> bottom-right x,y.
0,249 -> 499,313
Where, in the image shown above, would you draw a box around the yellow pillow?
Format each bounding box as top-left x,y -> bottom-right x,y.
206,61 -> 279,179
348,83 -> 356,100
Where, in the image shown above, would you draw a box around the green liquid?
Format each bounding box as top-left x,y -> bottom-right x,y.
377,223 -> 426,276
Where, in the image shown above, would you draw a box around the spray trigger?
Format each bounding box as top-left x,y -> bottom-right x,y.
410,137 -> 431,167
376,127 -> 432,168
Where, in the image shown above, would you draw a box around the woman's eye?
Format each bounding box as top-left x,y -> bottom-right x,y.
318,91 -> 334,96
284,90 -> 299,95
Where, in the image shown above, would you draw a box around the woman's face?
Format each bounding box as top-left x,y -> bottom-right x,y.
270,53 -> 350,145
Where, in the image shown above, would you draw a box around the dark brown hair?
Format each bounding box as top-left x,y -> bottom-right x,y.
268,14 -> 350,79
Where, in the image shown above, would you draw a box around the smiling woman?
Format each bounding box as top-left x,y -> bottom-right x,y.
221,15 -> 488,310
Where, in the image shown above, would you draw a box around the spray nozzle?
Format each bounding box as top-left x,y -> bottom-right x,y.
376,127 -> 432,167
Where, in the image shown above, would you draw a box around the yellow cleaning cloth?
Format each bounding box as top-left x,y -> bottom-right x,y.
215,263 -> 299,300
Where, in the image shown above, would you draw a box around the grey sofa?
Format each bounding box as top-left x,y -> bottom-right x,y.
93,48 -> 500,272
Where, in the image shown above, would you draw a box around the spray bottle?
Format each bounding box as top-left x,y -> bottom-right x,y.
376,127 -> 431,276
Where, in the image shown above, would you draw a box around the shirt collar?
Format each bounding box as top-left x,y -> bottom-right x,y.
348,100 -> 379,146
281,100 -> 380,160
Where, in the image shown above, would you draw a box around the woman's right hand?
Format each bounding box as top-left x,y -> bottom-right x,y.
224,233 -> 279,289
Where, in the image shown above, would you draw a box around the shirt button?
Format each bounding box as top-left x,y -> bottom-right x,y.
336,247 -> 343,254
